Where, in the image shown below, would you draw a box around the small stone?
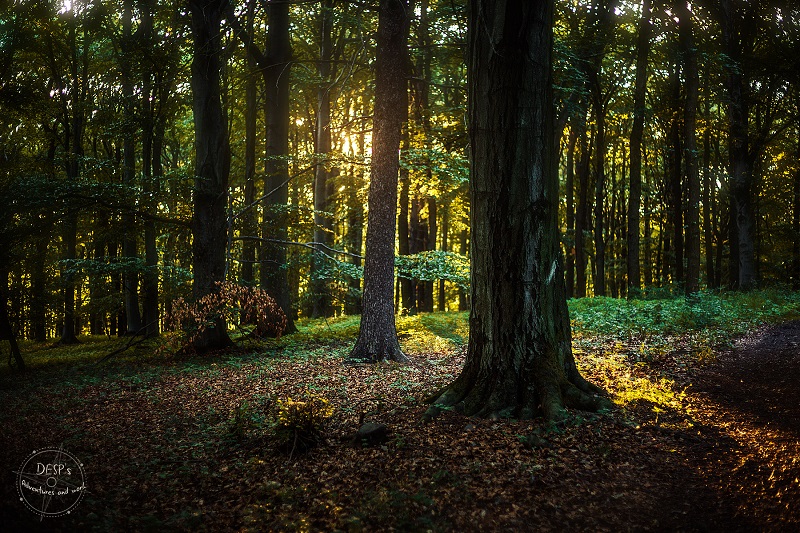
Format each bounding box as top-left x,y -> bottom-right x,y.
353,422 -> 389,446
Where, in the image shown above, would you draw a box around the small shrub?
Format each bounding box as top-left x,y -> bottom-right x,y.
160,282 -> 287,354
274,394 -> 334,453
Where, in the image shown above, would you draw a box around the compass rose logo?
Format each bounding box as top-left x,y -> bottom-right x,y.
14,446 -> 86,519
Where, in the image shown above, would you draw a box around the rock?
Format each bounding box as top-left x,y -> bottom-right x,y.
352,422 -> 389,446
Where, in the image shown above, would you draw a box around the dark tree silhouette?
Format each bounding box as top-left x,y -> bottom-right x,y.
189,0 -> 232,350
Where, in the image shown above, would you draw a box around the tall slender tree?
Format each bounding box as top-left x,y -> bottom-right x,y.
627,0 -> 651,296
349,0 -> 410,363
676,0 -> 700,294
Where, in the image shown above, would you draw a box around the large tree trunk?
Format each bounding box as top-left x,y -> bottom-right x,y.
627,0 -> 650,297
349,0 -> 409,363
677,0 -> 700,295
311,0 -> 335,317
428,0 -> 607,421
260,1 -> 297,332
189,0 -> 232,351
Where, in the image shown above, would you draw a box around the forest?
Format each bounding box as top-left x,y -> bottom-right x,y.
1,0 -> 799,530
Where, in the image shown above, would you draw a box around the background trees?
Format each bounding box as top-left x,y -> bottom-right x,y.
1,0 -> 800,346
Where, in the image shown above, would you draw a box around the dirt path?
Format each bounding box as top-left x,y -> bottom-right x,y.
680,321 -> 800,530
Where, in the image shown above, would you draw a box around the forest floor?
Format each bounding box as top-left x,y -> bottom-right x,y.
1,307 -> 799,532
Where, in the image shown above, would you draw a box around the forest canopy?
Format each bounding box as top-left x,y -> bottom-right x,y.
1,0 -> 800,347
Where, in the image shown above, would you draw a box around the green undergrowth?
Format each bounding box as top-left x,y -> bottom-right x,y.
569,288 -> 800,344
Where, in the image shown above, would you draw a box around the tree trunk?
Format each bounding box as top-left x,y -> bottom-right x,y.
668,60 -> 684,286
349,0 -> 409,363
0,271 -> 24,371
428,0 -> 607,422
240,0 -> 258,286
677,0 -> 700,294
458,228 -> 468,311
794,104 -> 800,290
627,0 -> 650,297
311,0 -> 335,317
260,1 -> 297,331
703,69 -> 715,288
565,127 -> 576,299
344,176 -> 364,315
438,206 -> 449,311
398,131 -> 413,313
575,121 -> 591,298
189,0 -> 232,350
121,0 -> 142,335
424,197 -> 436,311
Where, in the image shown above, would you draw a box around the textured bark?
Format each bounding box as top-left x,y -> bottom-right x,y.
260,2 -> 297,331
677,1 -> 700,295
349,0 -> 409,363
189,0 -> 232,351
627,0 -> 650,297
428,0 -> 607,421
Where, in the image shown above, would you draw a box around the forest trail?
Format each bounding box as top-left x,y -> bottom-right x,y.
646,320 -> 800,531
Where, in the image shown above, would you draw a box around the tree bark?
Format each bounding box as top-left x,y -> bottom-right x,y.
349,0 -> 410,363
189,0 -> 232,350
627,0 -> 650,297
260,1 -> 297,331
428,0 -> 607,421
677,1 -> 700,295
240,0 -> 258,287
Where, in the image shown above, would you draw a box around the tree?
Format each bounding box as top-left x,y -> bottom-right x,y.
311,0 -> 335,318
627,0 -> 651,296
428,0 -> 607,420
260,1 -> 297,333
189,0 -> 232,350
348,0 -> 410,363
